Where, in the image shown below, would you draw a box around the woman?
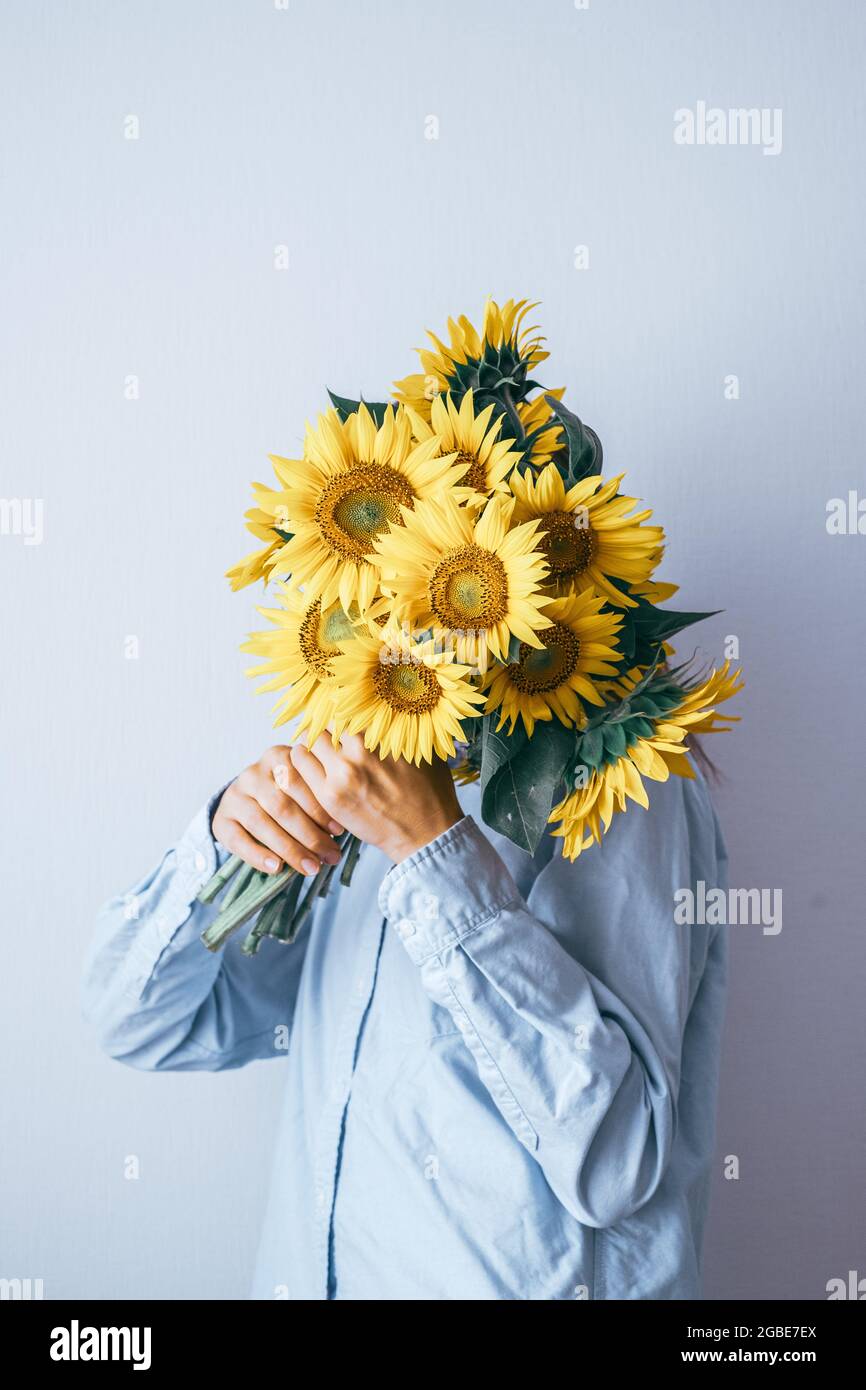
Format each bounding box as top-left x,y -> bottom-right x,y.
81,731 -> 728,1300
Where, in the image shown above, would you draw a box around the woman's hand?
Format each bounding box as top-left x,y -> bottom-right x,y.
212,745 -> 345,876
290,734 -> 463,864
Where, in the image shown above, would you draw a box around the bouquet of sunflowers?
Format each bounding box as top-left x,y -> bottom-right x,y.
198,298 -> 742,954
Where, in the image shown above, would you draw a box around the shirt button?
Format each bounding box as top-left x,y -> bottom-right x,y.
194,851 -> 207,873
395,917 -> 416,939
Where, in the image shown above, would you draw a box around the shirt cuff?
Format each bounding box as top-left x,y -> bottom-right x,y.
377,815 -> 521,965
173,784 -> 233,898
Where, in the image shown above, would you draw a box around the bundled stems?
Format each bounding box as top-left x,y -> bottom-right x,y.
197,832 -> 363,954
200,865 -> 295,952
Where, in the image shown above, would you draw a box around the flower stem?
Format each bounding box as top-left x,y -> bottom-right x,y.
200,867 -> 295,952
500,385 -> 526,443
339,834 -> 362,887
287,861 -> 330,938
196,853 -> 244,905
219,860 -> 258,911
267,874 -> 307,943
240,895 -> 284,955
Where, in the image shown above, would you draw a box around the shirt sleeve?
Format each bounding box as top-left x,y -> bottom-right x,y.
80,785 -> 313,1072
377,773 -> 723,1229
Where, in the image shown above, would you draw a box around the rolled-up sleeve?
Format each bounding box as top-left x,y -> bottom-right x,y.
378,776 -> 720,1229
81,787 -> 313,1072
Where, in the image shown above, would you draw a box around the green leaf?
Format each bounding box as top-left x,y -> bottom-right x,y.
617,617 -> 637,662
543,396 -> 604,483
480,720 -> 574,854
478,716 -> 523,797
613,589 -> 719,671
327,390 -> 392,426
632,604 -> 721,643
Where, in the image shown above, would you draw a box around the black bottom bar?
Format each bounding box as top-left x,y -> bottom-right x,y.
4,1297 -> 860,1373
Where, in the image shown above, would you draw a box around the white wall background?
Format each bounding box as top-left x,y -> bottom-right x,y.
1,0 -> 864,1300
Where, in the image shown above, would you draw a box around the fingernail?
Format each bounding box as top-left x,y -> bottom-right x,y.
323,849 -> 341,866
328,820 -> 344,835
264,856 -> 280,872
301,857 -> 319,876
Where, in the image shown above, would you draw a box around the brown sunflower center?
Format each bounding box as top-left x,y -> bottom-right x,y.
454,450 -> 488,493
316,465 -> 416,561
428,545 -> 509,629
539,510 -> 596,578
372,659 -> 442,713
507,622 -> 581,694
298,599 -> 355,676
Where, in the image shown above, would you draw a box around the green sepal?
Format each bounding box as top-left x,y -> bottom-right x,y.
627,715 -> 655,740
577,725 -> 604,770
602,721 -> 628,760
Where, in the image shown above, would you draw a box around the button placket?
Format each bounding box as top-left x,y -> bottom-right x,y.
313,915 -> 388,1299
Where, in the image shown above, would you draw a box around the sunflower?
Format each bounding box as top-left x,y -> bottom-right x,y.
406,389 -> 523,505
515,388 -> 566,468
648,660 -> 744,737
328,624 -> 485,765
393,297 -> 550,419
371,493 -> 552,673
549,662 -> 744,859
509,463 -> 665,607
482,590 -> 623,736
225,470 -> 300,591
250,403 -> 466,614
549,736 -> 688,860
240,582 -> 370,745
226,537 -> 282,592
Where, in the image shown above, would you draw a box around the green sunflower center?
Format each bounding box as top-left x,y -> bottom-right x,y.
317,465 -> 416,561
320,602 -> 355,646
508,622 -> 580,694
299,599 -> 354,676
429,545 -> 508,629
540,510 -> 596,578
372,659 -> 442,713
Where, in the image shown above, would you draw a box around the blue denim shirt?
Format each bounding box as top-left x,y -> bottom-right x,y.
81,769 -> 729,1300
